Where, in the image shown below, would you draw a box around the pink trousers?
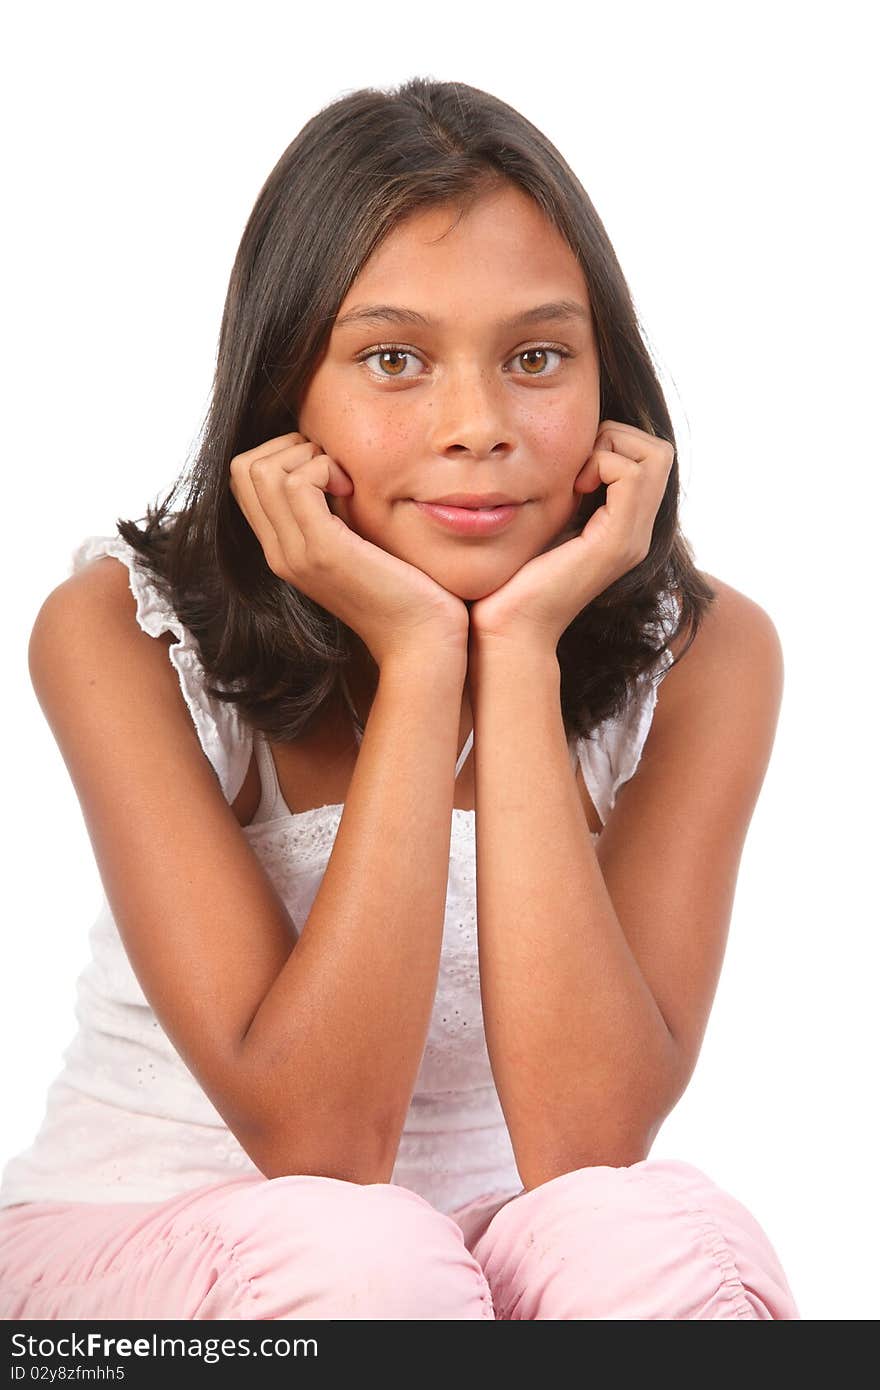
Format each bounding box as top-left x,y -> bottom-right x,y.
0,1158 -> 800,1320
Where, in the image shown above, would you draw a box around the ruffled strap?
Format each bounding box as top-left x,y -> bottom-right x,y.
575,587 -> 682,825
70,535 -> 253,805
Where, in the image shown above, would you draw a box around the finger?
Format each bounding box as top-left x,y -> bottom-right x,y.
230,440 -> 321,554
229,456 -> 282,562
249,451 -> 343,574
595,422 -> 673,464
582,453 -> 650,551
233,431 -> 313,468
577,447 -> 638,494
574,456 -> 604,493
595,420 -> 653,441
269,441 -> 355,497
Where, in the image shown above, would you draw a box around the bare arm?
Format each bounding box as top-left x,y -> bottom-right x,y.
469,587 -> 783,1189
29,555 -> 466,1186
236,651 -> 468,1181
470,644 -> 678,1187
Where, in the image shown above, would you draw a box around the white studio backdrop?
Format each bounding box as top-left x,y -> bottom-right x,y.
2,0 -> 876,1321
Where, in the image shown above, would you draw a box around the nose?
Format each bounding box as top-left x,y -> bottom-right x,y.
426,365 -> 514,460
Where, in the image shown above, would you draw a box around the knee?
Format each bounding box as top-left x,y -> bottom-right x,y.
474,1159 -> 799,1320
197,1175 -> 494,1320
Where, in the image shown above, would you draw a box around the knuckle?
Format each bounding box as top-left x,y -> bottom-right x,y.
283,472 -> 309,505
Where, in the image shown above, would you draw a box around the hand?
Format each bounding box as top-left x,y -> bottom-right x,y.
468,421 -> 674,655
230,432 -> 469,669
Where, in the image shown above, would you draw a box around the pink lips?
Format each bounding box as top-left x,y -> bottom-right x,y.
412,500 -> 523,535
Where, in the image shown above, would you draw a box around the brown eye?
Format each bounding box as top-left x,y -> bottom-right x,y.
516,347 -> 567,375
358,346 -> 423,379
517,355 -> 553,378
375,350 -> 407,376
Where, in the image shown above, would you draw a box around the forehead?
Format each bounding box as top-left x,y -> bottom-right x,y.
338,184 -> 588,315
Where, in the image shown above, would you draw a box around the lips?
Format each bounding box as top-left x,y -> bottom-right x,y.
421,494 -> 522,508
412,499 -> 524,536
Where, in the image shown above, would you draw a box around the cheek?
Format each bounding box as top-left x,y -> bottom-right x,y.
526,411 -> 592,476
301,374 -> 395,456
335,401 -> 414,471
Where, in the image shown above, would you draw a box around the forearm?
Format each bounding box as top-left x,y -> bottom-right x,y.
471,645 -> 681,1190
238,651 -> 466,1183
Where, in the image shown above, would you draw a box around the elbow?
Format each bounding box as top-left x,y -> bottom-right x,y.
228,1040 -> 402,1187
245,1112 -> 400,1188
513,1062 -> 688,1192
619,1039 -> 689,1158
516,1127 -> 655,1193
256,1148 -> 396,1187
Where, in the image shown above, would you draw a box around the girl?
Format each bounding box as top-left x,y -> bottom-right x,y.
0,77 -> 799,1320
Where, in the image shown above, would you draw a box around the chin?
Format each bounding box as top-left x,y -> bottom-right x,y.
449,580 -> 497,603
424,563 -> 522,604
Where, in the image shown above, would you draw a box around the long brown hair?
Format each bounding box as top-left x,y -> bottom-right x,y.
117,76 -> 716,746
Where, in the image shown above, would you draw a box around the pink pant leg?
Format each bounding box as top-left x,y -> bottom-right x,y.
470,1158 -> 800,1320
0,1174 -> 495,1320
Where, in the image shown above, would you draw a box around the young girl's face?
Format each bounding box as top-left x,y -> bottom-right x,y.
297,181 -> 601,603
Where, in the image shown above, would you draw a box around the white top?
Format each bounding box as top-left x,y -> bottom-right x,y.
0,534 -> 680,1217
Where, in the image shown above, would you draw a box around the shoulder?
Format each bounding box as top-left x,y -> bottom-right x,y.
36,552 -> 173,642
29,555 -> 174,692
35,552 -> 134,626
654,572 -> 784,740
32,544 -> 252,806
665,571 -> 783,682
61,551 -> 147,609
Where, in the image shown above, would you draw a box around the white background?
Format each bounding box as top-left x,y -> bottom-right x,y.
2,0 -> 877,1320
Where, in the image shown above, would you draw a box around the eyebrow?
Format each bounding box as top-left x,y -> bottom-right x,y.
333,298 -> 591,334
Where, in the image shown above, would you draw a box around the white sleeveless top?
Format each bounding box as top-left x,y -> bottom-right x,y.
0,535 -> 680,1217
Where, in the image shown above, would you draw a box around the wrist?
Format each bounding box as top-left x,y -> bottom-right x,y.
379,646 -> 467,692
468,637 -> 560,703
469,632 -> 560,673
